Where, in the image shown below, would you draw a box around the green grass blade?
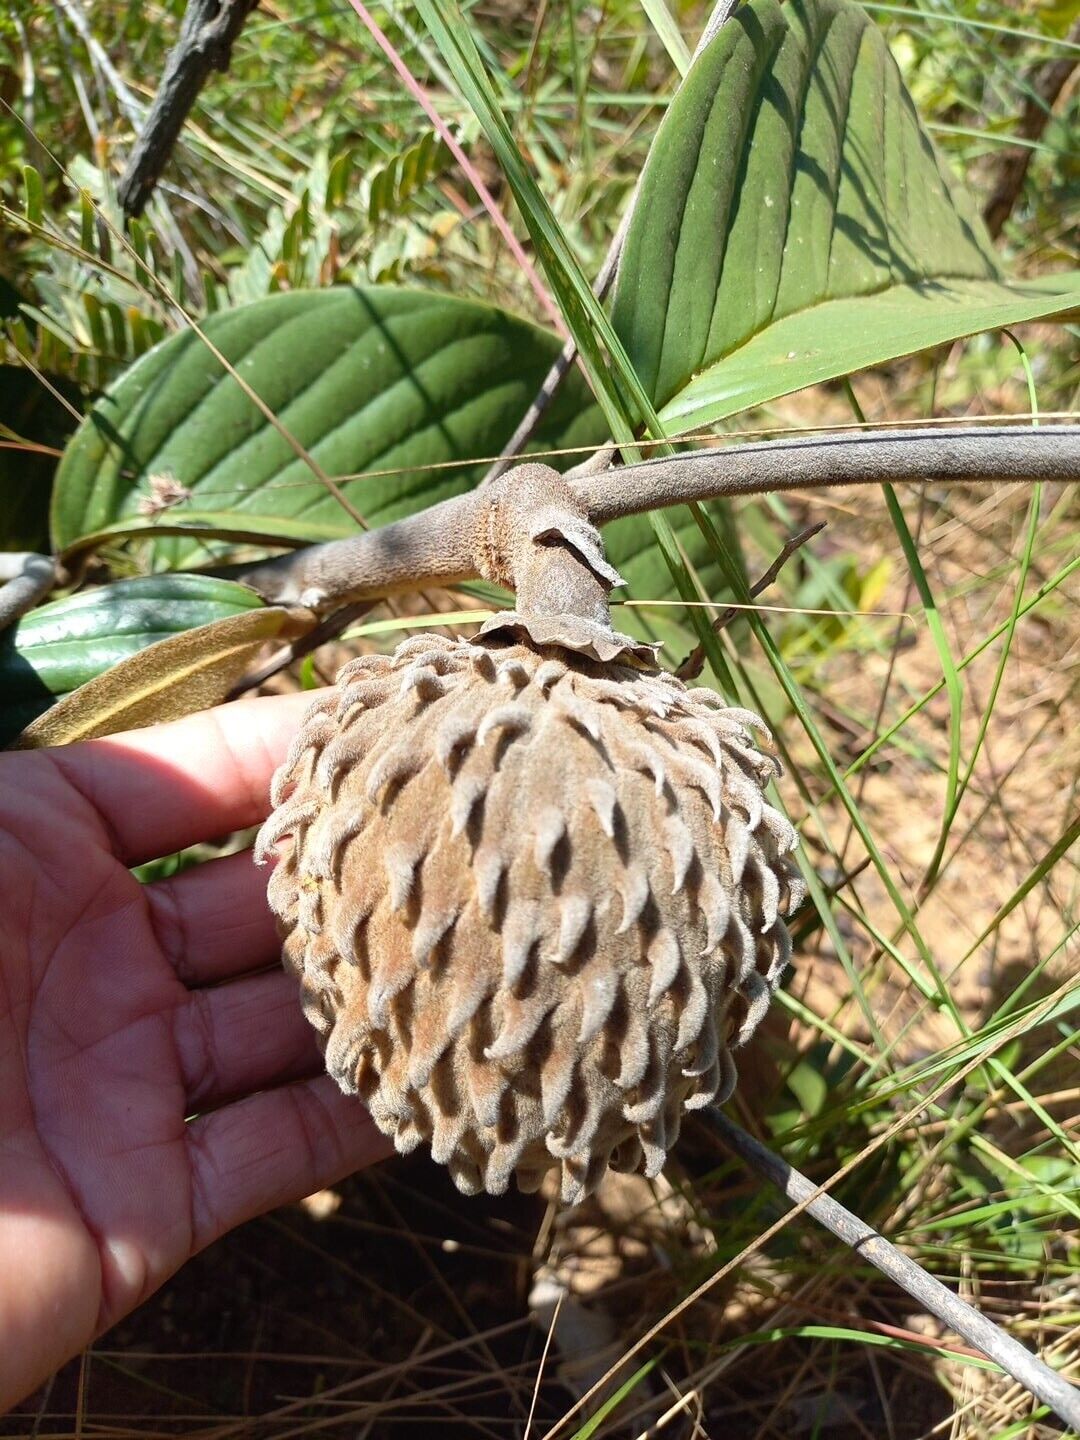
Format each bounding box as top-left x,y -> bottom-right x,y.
570,1359 -> 658,1438
637,0 -> 691,73
846,553 -> 1080,779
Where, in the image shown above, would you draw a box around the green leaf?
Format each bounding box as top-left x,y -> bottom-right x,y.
786,1058 -> 829,1118
22,165 -> 44,226
613,0 -> 1080,429
51,286 -> 606,562
570,1360 -> 658,1439
0,575 -> 268,746
9,596 -> 313,749
660,279 -> 1080,428
59,511 -> 357,563
46,282 -> 742,658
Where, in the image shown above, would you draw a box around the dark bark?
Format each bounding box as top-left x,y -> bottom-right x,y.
983,21 -> 1079,239
117,0 -> 260,219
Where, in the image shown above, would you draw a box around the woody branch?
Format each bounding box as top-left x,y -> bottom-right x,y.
229,424 -> 1080,611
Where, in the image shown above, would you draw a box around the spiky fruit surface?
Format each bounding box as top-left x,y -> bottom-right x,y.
258,633 -> 804,1204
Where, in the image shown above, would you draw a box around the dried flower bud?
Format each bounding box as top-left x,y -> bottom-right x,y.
258,632 -> 803,1204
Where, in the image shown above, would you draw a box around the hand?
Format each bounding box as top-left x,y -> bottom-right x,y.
0,694 -> 391,1411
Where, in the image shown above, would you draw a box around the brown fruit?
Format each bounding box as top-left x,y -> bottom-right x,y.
257,632 -> 803,1204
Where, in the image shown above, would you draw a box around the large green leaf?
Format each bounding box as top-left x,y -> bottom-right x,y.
51,286 -> 606,559
612,0 -> 1080,430
0,575 -> 269,745
658,277 -> 1079,427
47,285 -> 743,658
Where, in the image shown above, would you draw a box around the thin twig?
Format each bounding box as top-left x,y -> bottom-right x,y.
675,520 -> 825,679
226,600 -> 374,698
702,1111 -> 1080,1431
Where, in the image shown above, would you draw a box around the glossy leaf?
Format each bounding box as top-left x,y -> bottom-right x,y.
613,0 -> 1080,430
51,286 -> 607,560
0,575 -> 268,745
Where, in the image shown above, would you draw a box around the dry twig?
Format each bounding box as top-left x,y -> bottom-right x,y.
117,0 -> 259,218
675,521 -> 826,680
703,1111 -> 1080,1432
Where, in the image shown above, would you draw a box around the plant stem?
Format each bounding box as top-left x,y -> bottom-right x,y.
579,424 -> 1080,522
703,1110 -> 1080,1431
231,425 -> 1080,609
0,553 -> 57,632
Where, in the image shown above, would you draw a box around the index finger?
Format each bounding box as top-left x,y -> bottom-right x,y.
40,689 -> 328,864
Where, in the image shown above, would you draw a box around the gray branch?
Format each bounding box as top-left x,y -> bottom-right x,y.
705,1111 -> 1080,1431
232,425 -> 1079,610
579,424 -> 1079,522
0,553 -> 58,633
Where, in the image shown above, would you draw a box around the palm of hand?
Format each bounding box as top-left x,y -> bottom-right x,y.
0,697 -> 388,1411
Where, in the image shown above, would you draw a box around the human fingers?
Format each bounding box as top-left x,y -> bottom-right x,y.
185,1074 -> 392,1253
147,847 -> 281,985
43,689 -> 327,866
172,968 -> 322,1112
